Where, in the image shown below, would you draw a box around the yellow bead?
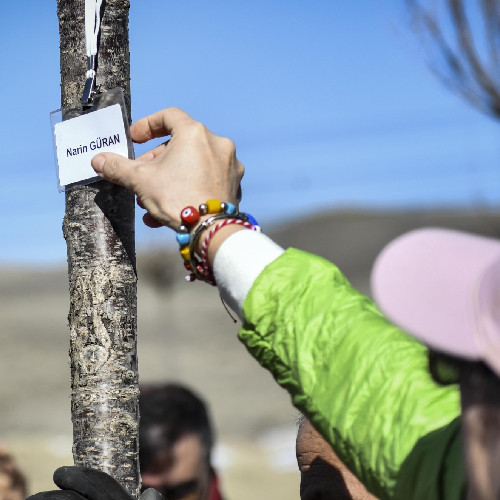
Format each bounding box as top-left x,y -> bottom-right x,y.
206,199 -> 222,213
180,246 -> 190,261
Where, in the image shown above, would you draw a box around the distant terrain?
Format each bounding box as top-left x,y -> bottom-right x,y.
1,208 -> 499,499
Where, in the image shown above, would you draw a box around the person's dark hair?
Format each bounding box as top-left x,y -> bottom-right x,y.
0,449 -> 28,498
139,383 -> 214,473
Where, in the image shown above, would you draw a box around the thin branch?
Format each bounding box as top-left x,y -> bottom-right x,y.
406,0 -> 500,118
450,0 -> 500,109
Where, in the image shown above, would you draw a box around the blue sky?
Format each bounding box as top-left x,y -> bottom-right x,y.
1,1 -> 499,265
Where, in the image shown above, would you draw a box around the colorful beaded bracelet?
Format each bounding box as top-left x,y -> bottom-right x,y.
175,199 -> 238,248
191,215 -> 260,284
175,199 -> 260,285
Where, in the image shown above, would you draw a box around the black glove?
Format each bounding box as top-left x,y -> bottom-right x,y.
27,466 -> 162,500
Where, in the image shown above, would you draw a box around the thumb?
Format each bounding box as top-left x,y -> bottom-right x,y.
91,153 -> 138,191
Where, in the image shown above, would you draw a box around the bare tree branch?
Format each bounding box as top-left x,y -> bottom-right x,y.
407,0 -> 500,118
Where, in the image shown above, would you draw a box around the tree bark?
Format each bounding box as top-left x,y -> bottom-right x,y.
57,0 -> 140,496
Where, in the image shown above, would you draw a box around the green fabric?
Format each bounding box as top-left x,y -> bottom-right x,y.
239,248 -> 463,499
428,351 -> 461,386
395,417 -> 465,499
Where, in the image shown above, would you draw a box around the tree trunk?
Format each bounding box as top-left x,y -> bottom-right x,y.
57,0 -> 140,496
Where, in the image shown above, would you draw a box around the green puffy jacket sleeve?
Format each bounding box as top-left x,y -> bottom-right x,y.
238,248 -> 464,499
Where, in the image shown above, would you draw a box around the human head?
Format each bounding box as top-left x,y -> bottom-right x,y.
0,446 -> 27,500
372,227 -> 500,375
139,384 -> 216,500
296,416 -> 377,500
372,227 -> 500,497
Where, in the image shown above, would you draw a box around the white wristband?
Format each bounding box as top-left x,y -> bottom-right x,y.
213,230 -> 285,320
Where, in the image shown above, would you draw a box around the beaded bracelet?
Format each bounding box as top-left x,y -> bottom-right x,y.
199,218 -> 258,264
200,218 -> 259,283
175,199 -> 260,285
187,213 -> 259,284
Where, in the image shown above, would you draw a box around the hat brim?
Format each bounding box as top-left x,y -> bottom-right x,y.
371,228 -> 500,367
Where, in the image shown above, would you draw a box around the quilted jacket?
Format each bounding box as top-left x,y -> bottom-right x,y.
238,248 -> 465,499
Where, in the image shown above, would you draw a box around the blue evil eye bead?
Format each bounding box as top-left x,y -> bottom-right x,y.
245,213 -> 259,226
222,202 -> 237,215
176,232 -> 190,247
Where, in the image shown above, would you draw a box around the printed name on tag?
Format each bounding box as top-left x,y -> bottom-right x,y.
50,88 -> 134,191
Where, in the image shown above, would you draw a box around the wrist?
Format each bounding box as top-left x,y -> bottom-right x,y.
175,200 -> 260,285
191,214 -> 259,284
206,224 -> 246,265
192,214 -> 218,253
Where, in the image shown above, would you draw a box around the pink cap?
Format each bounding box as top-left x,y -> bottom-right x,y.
371,228 -> 500,376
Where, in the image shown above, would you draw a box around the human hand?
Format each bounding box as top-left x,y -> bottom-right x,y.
91,107 -> 244,231
26,466 -> 162,500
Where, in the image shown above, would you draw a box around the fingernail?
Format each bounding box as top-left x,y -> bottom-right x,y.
92,155 -> 105,173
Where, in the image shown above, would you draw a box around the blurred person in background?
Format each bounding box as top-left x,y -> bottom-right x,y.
296,416 -> 378,500
139,383 -> 225,500
0,445 -> 27,500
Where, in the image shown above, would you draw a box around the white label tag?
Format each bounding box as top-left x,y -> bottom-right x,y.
54,103 -> 128,187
